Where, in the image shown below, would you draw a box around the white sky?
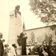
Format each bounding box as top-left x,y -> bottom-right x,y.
0,0 -> 46,43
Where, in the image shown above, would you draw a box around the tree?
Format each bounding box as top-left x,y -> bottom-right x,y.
29,0 -> 56,25
43,34 -> 52,45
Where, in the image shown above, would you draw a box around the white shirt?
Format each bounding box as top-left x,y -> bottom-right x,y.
8,47 -> 16,56
42,50 -> 48,56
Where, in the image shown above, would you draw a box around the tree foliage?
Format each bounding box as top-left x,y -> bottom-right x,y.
29,0 -> 56,25
42,34 -> 52,45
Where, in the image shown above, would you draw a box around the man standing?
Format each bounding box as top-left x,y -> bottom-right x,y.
0,33 -> 4,56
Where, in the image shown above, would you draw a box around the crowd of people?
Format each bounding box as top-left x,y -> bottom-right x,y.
3,44 -> 18,56
0,32 -> 56,56
0,33 -> 18,56
27,34 -> 56,56
28,43 -> 56,56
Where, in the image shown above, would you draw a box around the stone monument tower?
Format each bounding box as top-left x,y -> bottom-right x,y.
8,5 -> 23,45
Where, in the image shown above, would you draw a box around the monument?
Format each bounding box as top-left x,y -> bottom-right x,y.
8,5 -> 23,45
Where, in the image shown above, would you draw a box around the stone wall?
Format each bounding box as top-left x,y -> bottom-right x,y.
24,25 -> 56,45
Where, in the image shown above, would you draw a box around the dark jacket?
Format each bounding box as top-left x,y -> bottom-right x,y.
0,40 -> 4,56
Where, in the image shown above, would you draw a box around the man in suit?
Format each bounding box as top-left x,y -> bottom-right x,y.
0,33 -> 4,56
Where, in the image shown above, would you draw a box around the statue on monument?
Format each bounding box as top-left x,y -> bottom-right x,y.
15,5 -> 21,17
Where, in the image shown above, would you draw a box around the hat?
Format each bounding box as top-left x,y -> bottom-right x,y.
12,44 -> 17,48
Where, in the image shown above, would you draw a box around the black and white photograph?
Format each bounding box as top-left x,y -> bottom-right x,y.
0,0 -> 56,56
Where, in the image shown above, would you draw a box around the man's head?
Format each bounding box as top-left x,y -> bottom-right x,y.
15,5 -> 20,11
4,44 -> 9,48
12,44 -> 17,48
0,33 -> 3,39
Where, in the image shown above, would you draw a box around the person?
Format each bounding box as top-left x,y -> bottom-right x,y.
0,33 -> 4,56
42,49 -> 48,56
12,44 -> 17,56
2,39 -> 5,47
4,44 -> 10,56
9,44 -> 17,56
28,48 -> 31,55
38,45 -> 43,56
